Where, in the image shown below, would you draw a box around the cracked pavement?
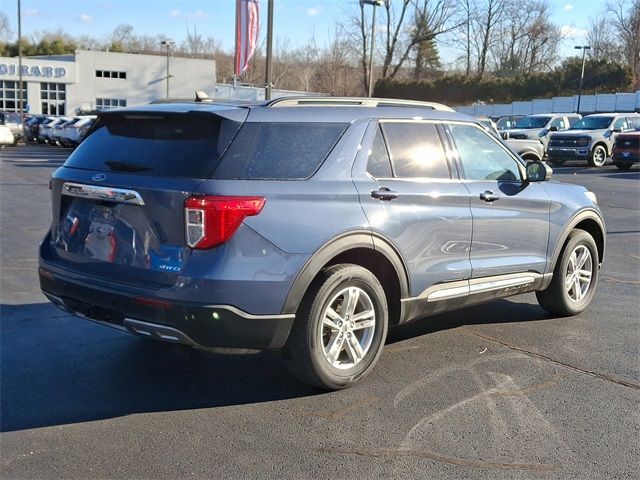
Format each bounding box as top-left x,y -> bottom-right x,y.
1,145 -> 639,479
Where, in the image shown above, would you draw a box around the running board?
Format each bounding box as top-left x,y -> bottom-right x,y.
399,272 -> 550,325
421,273 -> 543,302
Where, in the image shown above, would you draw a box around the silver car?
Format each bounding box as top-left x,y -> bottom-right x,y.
547,113 -> 640,167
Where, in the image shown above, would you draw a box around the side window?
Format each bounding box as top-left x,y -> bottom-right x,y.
550,117 -> 565,130
381,122 -> 450,179
612,117 -> 627,131
449,124 -> 522,182
367,126 -> 393,178
568,116 -> 581,127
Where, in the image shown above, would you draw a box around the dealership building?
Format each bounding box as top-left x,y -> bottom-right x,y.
0,49 -> 217,115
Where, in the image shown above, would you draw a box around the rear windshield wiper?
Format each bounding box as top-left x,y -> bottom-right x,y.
104,160 -> 152,172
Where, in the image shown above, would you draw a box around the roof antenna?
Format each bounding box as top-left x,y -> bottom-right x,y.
195,91 -> 210,102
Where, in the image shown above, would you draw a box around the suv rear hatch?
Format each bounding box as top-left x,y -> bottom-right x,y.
45,106 -> 248,288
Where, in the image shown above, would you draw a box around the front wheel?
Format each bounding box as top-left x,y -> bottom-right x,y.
589,145 -> 607,167
284,264 -> 388,390
536,229 -> 599,316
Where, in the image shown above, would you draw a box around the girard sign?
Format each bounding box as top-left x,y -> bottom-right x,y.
0,63 -> 67,78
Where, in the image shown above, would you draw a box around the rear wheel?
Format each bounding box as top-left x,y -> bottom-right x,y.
589,145 -> 607,167
285,264 -> 388,390
536,229 -> 599,316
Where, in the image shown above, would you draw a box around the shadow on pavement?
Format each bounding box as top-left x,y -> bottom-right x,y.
1,298 -> 551,433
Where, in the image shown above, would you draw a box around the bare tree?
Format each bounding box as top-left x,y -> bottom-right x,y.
472,0 -> 507,77
0,12 -> 13,43
492,0 -> 561,76
608,0 -> 640,89
587,16 -> 623,60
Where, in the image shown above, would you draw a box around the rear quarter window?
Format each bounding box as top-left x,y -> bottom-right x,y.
213,122 -> 348,180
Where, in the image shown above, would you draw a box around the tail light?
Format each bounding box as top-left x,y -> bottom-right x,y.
184,196 -> 265,249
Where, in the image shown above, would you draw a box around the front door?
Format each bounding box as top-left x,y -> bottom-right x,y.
446,123 -> 551,278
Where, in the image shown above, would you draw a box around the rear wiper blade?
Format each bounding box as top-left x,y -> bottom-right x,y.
104,160 -> 152,172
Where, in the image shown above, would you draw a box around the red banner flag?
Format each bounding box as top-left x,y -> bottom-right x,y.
235,0 -> 259,77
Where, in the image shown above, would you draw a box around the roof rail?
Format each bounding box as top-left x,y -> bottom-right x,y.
266,96 -> 455,112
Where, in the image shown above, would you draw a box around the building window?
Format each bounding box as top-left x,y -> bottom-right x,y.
96,98 -> 126,110
95,70 -> 127,80
0,81 -> 28,112
40,82 -> 66,115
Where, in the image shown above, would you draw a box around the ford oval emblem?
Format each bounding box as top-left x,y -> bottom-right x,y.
91,173 -> 107,182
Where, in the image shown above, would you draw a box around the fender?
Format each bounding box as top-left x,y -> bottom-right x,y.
281,231 -> 410,314
546,208 -> 606,283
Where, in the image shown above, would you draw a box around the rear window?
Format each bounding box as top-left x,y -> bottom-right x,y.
63,112 -> 242,178
213,122 -> 348,180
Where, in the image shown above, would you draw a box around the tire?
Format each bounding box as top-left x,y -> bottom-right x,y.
588,144 -> 607,167
284,264 -> 388,390
614,161 -> 633,171
548,158 -> 566,166
536,229 -> 599,316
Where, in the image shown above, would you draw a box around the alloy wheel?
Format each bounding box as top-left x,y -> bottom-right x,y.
564,245 -> 593,303
319,286 -> 376,369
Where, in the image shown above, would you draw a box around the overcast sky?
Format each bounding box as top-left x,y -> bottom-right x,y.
1,0 -> 608,63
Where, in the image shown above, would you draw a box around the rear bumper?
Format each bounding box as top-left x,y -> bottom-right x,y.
39,267 -> 295,349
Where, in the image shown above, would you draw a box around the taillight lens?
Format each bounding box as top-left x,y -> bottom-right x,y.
184,196 -> 266,249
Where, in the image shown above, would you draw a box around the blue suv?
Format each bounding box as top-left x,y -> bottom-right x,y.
39,97 -> 606,389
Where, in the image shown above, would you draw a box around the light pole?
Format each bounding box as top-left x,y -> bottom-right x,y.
361,0 -> 385,98
574,45 -> 591,114
265,0 -> 274,100
17,0 -> 24,141
160,40 -> 175,98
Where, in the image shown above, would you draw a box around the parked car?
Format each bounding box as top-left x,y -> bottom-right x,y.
503,113 -> 582,153
0,112 -> 22,144
611,130 -> 639,170
60,116 -> 96,147
0,124 -> 14,146
476,116 -> 545,162
38,117 -> 70,144
492,115 -> 524,131
39,97 -> 606,390
474,116 -> 500,137
49,118 -> 79,146
547,113 -> 640,167
24,115 -> 48,142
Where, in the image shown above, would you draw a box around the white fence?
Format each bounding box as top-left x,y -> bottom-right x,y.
455,91 -> 640,116
211,83 -> 323,102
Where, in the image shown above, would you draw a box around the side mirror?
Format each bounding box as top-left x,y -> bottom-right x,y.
548,125 -> 559,132
501,131 -> 510,140
525,161 -> 549,182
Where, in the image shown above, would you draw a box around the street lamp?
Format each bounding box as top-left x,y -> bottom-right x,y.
160,40 -> 175,98
360,0 -> 385,98
574,45 -> 591,114
17,0 -> 24,142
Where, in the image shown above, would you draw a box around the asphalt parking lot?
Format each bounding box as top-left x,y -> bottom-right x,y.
1,143 -> 638,479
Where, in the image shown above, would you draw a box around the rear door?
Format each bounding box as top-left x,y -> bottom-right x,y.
352,120 -> 472,297
46,107 -> 247,287
446,122 -> 550,278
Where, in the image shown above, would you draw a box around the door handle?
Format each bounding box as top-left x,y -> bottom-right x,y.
371,187 -> 399,201
479,190 -> 500,202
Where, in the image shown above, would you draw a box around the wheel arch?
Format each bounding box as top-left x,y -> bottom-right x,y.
593,141 -> 609,157
549,209 -> 606,276
282,231 -> 410,327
